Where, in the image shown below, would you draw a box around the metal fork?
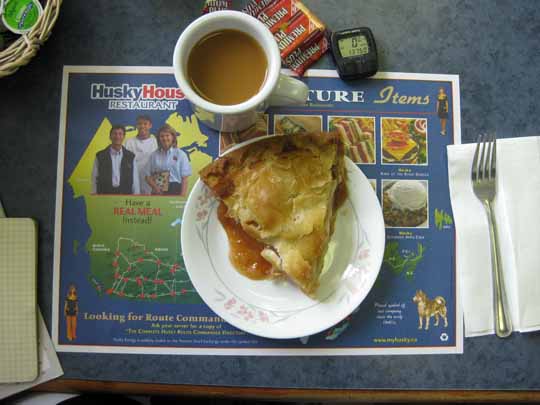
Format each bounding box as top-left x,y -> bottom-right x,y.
471,133 -> 512,338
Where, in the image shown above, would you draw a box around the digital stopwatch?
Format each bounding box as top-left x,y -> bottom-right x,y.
330,27 -> 378,80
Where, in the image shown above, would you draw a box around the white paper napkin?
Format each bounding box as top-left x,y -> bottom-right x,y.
447,136 -> 540,337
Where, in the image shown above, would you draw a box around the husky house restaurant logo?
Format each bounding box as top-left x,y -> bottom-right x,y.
91,83 -> 186,110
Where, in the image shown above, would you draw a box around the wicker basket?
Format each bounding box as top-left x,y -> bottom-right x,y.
0,0 -> 62,78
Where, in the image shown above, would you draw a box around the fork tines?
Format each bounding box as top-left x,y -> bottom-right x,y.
471,133 -> 496,182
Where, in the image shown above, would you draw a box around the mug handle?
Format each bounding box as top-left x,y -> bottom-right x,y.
267,74 -> 309,106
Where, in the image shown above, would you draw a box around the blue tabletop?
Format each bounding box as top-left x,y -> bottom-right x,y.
1,0 -> 539,390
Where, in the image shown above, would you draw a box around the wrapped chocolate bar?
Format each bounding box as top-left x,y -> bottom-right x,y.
202,0 -> 232,14
273,1 -> 325,58
242,0 -> 328,76
256,0 -> 300,33
242,0 -> 275,17
284,29 -> 329,76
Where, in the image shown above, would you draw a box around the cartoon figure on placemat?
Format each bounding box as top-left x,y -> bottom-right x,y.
64,284 -> 79,341
413,290 -> 448,330
436,87 -> 449,135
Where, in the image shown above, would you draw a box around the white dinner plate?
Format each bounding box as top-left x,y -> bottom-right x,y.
181,136 -> 385,339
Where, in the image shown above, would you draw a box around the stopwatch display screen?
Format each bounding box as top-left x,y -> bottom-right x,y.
338,35 -> 370,58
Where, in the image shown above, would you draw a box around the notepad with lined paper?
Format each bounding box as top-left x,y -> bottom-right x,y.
0,218 -> 39,383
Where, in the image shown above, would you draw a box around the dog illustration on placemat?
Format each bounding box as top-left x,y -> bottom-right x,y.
413,290 -> 448,330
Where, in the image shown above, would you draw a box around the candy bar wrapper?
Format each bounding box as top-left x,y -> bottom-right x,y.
257,0 -> 300,33
273,2 -> 325,59
284,29 -> 329,76
242,0 -> 276,17
202,0 -> 232,14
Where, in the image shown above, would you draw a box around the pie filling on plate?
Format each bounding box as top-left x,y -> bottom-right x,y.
199,132 -> 347,296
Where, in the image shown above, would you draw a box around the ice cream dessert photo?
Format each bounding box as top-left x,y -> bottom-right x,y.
382,180 -> 428,228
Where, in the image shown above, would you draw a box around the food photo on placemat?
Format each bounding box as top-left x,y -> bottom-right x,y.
382,180 -> 429,229
381,118 -> 427,165
329,116 -> 376,164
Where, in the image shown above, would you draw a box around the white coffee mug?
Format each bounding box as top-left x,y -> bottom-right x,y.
173,10 -> 309,132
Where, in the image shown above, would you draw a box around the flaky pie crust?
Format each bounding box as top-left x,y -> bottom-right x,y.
200,132 -> 346,295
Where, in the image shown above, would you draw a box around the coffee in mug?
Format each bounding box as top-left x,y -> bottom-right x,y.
187,29 -> 268,106
173,11 -> 309,132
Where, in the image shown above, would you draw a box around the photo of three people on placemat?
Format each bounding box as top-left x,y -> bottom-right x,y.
91,115 -> 192,196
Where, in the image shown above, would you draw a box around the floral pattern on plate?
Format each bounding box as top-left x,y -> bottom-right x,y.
182,157 -> 385,339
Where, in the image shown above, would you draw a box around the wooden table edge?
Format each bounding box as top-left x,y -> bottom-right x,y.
33,379 -> 540,402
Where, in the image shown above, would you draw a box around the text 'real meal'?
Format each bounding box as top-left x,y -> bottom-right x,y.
199,132 -> 347,296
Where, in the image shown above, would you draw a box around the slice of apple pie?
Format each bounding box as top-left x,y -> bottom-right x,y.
199,132 -> 347,296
